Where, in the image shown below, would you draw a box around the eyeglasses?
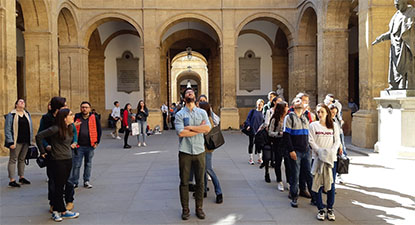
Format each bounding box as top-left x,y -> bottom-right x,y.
81,106 -> 90,109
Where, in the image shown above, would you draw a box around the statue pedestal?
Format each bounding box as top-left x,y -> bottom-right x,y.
374,90 -> 415,158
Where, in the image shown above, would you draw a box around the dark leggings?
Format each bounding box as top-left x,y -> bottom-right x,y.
248,135 -> 261,154
124,129 -> 130,146
265,139 -> 291,183
49,159 -> 72,213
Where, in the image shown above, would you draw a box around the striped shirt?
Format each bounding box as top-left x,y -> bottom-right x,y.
283,111 -> 310,153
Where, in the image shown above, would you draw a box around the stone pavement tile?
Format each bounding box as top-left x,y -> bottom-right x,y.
65,212 -> 123,225
0,215 -> 56,225
336,206 -> 391,223
203,196 -> 263,209
122,209 -> 186,224
127,198 -> 178,211
198,207 -> 273,223
73,199 -> 132,214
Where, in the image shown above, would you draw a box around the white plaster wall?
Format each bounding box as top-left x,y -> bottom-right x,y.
97,21 -> 136,44
104,34 -> 143,109
236,34 -> 273,96
241,21 -> 278,45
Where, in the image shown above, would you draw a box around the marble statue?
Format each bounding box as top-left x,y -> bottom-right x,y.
372,0 -> 415,90
276,84 -> 284,100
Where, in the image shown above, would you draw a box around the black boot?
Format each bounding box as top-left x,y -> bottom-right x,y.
265,173 -> 271,183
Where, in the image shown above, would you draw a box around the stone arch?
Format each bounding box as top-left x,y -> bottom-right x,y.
297,4 -> 318,45
158,13 -> 222,45
162,29 -> 218,57
58,7 -> 78,46
19,0 -> 50,32
81,13 -> 143,47
172,51 -> 208,65
176,71 -> 202,101
325,0 -> 351,29
235,12 -> 294,47
239,29 -> 275,54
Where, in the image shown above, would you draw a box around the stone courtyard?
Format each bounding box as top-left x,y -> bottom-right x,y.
1,130 -> 414,225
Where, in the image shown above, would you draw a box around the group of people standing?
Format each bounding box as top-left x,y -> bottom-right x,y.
4,97 -> 102,222
245,91 -> 347,221
110,100 -> 149,149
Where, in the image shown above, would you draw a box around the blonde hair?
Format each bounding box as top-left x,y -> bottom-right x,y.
256,99 -> 264,107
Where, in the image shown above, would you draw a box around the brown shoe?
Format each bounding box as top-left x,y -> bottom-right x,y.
196,208 -> 205,219
181,208 -> 190,220
299,189 -> 311,198
66,202 -> 74,211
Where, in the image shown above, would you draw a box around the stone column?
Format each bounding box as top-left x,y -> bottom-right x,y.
59,45 -> 90,110
0,0 -> 17,155
288,45 -> 317,106
220,20 -> 240,130
143,9 -> 162,130
352,1 -> 395,148
317,29 -> 349,105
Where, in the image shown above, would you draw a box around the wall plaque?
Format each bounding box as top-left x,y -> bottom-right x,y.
239,50 -> 260,92
117,51 -> 139,93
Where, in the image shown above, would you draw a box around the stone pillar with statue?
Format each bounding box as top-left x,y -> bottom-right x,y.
372,0 -> 415,156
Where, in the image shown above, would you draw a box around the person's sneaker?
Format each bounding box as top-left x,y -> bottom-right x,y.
216,194 -> 223,204
66,202 -> 74,211
8,181 -> 21,188
290,199 -> 298,208
19,178 -> 31,185
73,184 -> 78,189
123,144 -> 131,149
327,209 -> 335,221
181,208 -> 190,220
265,173 -> 271,183
116,136 -> 122,139
317,209 -> 326,221
61,211 -> 79,219
111,132 -> 116,138
84,181 -> 93,189
257,158 -> 263,164
277,182 -> 284,192
51,211 -> 62,222
337,174 -> 344,184
142,142 -> 147,147
138,142 -> 142,147
196,208 -> 205,219
249,159 -> 254,165
299,189 -> 312,198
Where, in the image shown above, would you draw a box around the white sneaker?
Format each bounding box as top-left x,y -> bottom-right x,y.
116,136 -> 121,140
317,210 -> 325,221
257,158 -> 263,164
138,142 -> 142,147
327,209 -> 335,221
337,174 -> 344,184
249,159 -> 254,165
52,211 -> 62,222
207,174 -> 212,181
142,142 -> 147,147
277,182 -> 284,192
84,181 -> 93,189
111,133 -> 116,138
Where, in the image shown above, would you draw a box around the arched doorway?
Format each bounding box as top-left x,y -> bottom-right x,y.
16,1 -> 25,100
236,15 -> 292,124
160,18 -> 221,114
83,17 -> 143,125
171,51 -> 208,103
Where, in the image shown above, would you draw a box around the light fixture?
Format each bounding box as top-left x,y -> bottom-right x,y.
186,46 -> 192,60
187,65 -> 192,72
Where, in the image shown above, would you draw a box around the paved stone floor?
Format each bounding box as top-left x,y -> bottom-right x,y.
1,130 -> 414,225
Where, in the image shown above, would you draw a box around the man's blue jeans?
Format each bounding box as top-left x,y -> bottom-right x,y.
289,150 -> 313,200
69,146 -> 95,185
314,162 -> 337,210
204,152 -> 222,195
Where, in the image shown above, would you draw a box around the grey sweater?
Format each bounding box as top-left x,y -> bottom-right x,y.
36,126 -> 72,160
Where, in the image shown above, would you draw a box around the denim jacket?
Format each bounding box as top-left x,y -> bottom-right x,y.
4,109 -> 34,148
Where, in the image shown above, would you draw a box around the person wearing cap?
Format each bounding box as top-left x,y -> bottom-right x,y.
283,97 -> 313,208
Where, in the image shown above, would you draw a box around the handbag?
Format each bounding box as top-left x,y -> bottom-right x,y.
337,155 -> 349,174
25,146 -> 39,165
204,125 -> 225,150
36,156 -> 47,168
131,122 -> 140,136
241,122 -> 251,136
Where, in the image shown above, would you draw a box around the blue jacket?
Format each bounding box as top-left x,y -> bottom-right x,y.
245,109 -> 264,136
4,109 -> 33,148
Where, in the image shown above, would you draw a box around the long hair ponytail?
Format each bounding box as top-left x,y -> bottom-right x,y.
56,108 -> 74,140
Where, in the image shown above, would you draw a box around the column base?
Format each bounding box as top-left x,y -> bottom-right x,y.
351,110 -> 378,149
220,107 -> 240,130
147,109 -> 163,131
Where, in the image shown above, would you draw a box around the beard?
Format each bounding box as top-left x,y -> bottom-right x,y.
185,96 -> 195,103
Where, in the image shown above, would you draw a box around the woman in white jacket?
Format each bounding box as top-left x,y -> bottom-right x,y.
308,104 -> 341,221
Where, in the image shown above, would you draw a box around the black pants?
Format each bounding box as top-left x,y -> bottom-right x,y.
49,159 -> 72,213
248,135 -> 261,154
171,117 -> 175,129
162,113 -> 168,130
274,144 -> 291,183
124,129 -> 130,146
47,159 -> 74,207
